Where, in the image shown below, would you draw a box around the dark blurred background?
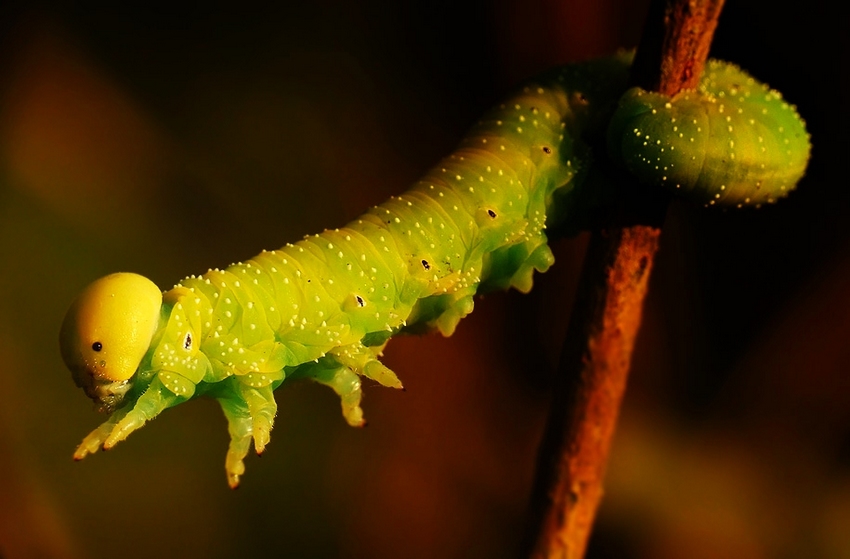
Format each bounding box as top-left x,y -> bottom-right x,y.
0,1 -> 844,558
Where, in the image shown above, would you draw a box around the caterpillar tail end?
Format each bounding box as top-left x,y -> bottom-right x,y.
607,61 -> 811,208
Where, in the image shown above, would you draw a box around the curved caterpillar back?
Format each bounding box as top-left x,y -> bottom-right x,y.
60,54 -> 810,486
607,59 -> 810,207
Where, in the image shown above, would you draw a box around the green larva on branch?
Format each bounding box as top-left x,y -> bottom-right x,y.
60,54 -> 810,487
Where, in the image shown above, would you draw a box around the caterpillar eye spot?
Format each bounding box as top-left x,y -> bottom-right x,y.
184,333 -> 192,350
421,259 -> 431,270
92,341 -> 103,352
487,209 -> 497,218
542,146 -> 552,155
356,295 -> 365,307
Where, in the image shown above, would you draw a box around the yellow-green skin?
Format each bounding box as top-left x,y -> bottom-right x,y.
60,54 -> 810,487
607,59 -> 811,207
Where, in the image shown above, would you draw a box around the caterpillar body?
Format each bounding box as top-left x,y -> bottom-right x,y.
60,54 -> 809,487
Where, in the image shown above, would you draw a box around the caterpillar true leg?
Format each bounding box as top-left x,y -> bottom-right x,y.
217,380 -> 282,487
328,342 -> 403,389
102,377 -> 180,450
299,360 -> 366,427
217,394 -> 254,489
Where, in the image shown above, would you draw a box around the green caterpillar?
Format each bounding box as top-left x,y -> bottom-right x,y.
60,54 -> 809,487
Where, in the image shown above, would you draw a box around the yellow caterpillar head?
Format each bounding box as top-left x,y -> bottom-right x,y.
60,273 -> 162,412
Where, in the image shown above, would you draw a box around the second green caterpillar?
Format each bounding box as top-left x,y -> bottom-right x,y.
60,54 -> 809,487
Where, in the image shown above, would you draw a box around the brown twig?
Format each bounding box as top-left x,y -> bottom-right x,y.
522,1 -> 726,558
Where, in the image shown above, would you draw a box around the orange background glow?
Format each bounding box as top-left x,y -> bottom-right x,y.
0,2 -> 842,558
